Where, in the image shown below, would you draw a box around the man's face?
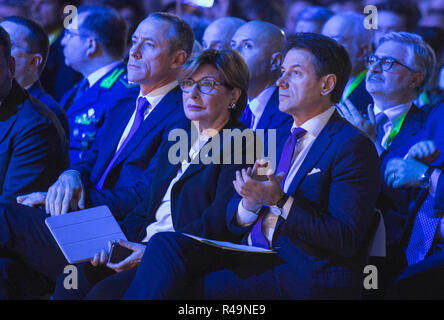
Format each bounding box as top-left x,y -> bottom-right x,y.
202,22 -> 231,51
277,48 -> 324,116
322,19 -> 360,73
127,18 -> 176,86
0,46 -> 14,102
374,11 -> 406,45
231,24 -> 271,85
366,41 -> 418,102
30,0 -> 62,31
0,22 -> 34,86
61,12 -> 89,72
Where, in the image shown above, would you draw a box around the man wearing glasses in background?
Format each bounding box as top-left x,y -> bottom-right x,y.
336,31 -> 444,295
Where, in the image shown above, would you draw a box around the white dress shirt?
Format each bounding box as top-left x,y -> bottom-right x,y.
248,86 -> 276,130
87,61 -> 122,88
142,134 -> 210,243
116,80 -> 178,151
236,106 -> 336,247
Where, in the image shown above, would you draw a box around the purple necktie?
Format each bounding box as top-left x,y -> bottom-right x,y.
250,127 -> 307,248
95,97 -> 150,190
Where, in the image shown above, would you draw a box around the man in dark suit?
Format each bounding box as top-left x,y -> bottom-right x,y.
0,16 -> 69,139
117,33 -> 381,300
322,12 -> 373,115
0,27 -> 67,203
335,31 -> 440,293
30,0 -> 82,101
0,12 -> 194,299
231,20 -> 293,153
57,6 -> 139,164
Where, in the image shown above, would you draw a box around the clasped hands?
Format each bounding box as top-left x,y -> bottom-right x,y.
233,159 -> 285,211
16,170 -> 85,216
385,140 -> 440,188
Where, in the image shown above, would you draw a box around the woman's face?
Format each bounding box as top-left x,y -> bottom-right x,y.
182,64 -> 238,132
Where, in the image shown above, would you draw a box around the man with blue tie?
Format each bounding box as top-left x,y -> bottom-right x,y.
58,6 -> 139,164
119,33 -> 381,300
0,13 -> 193,298
231,21 -> 293,149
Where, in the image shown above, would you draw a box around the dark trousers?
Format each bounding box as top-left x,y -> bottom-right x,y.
0,203 -> 70,298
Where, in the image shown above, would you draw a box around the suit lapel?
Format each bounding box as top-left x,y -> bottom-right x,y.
286,112 -> 342,196
256,87 -> 279,130
112,86 -> 182,166
0,81 -> 26,143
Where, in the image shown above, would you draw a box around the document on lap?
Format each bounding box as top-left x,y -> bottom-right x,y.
182,233 -> 275,253
45,206 -> 127,264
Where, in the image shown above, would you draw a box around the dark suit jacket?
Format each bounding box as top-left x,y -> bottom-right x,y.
377,104 -> 444,245
227,111 -> 381,296
60,62 -> 139,164
119,118 -> 256,243
28,81 -> 69,141
71,86 -> 189,219
40,32 -> 82,101
241,87 -> 293,149
347,73 -> 373,116
0,80 -> 68,202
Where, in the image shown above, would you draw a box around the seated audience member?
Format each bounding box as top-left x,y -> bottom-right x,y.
1,16 -> 69,139
58,6 -> 139,164
418,9 -> 444,31
30,0 -> 82,101
294,6 -> 334,34
52,48 -> 256,300
202,17 -> 245,51
373,0 -> 421,46
322,12 -> 373,115
335,32 -> 443,287
385,138 -> 444,299
0,12 -> 193,299
236,0 -> 285,28
0,0 -> 27,19
0,27 -> 67,202
231,21 -> 293,149
75,33 -> 381,300
327,0 -> 362,13
284,0 -> 322,35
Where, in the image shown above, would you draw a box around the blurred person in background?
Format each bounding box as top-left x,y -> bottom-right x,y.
202,17 -> 245,51
30,0 -> 82,101
0,0 -> 27,20
284,0 -> 322,35
294,5 -> 334,34
327,0 -> 362,13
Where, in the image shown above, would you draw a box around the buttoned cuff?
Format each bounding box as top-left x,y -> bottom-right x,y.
235,199 -> 262,226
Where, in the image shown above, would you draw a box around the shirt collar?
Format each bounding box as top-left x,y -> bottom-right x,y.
247,86 -> 276,118
86,61 -> 122,88
138,80 -> 178,109
374,101 -> 412,127
291,106 -> 335,138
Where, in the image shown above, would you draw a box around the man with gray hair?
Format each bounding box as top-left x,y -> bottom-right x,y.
202,17 -> 245,51
322,12 -> 373,114
337,31 -> 444,295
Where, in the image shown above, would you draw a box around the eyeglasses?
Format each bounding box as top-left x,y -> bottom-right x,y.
179,78 -> 228,94
64,29 -> 91,39
365,54 -> 418,72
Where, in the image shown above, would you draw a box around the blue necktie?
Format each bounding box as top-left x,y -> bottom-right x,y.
74,78 -> 90,102
250,127 -> 307,249
406,193 -> 441,265
95,97 -> 150,190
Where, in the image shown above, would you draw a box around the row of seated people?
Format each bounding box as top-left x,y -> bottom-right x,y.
0,9 -> 443,299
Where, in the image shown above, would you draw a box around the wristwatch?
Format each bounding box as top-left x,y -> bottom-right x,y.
419,167 -> 435,189
276,193 -> 289,209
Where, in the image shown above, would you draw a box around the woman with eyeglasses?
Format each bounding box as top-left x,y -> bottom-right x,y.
53,49 -> 258,300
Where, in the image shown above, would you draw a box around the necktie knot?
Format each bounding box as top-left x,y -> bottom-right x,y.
73,78 -> 90,101
291,127 -> 307,140
136,97 -> 150,115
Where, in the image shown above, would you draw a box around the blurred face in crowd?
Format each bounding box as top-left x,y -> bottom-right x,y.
202,19 -> 241,51
0,45 -> 15,102
373,11 -> 406,45
285,1 -> 312,34
0,21 -> 40,88
30,0 -> 62,32
0,5 -> 26,20
61,12 -> 90,73
295,19 -> 323,34
366,41 -> 423,108
231,22 -> 278,93
181,64 -> 240,131
277,48 -> 333,119
128,17 -> 184,94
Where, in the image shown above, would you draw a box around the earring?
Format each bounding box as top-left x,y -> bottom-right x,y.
228,103 -> 236,110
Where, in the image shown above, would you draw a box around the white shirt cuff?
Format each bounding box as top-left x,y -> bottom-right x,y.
235,199 -> 262,226
430,169 -> 441,197
280,196 -> 294,220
